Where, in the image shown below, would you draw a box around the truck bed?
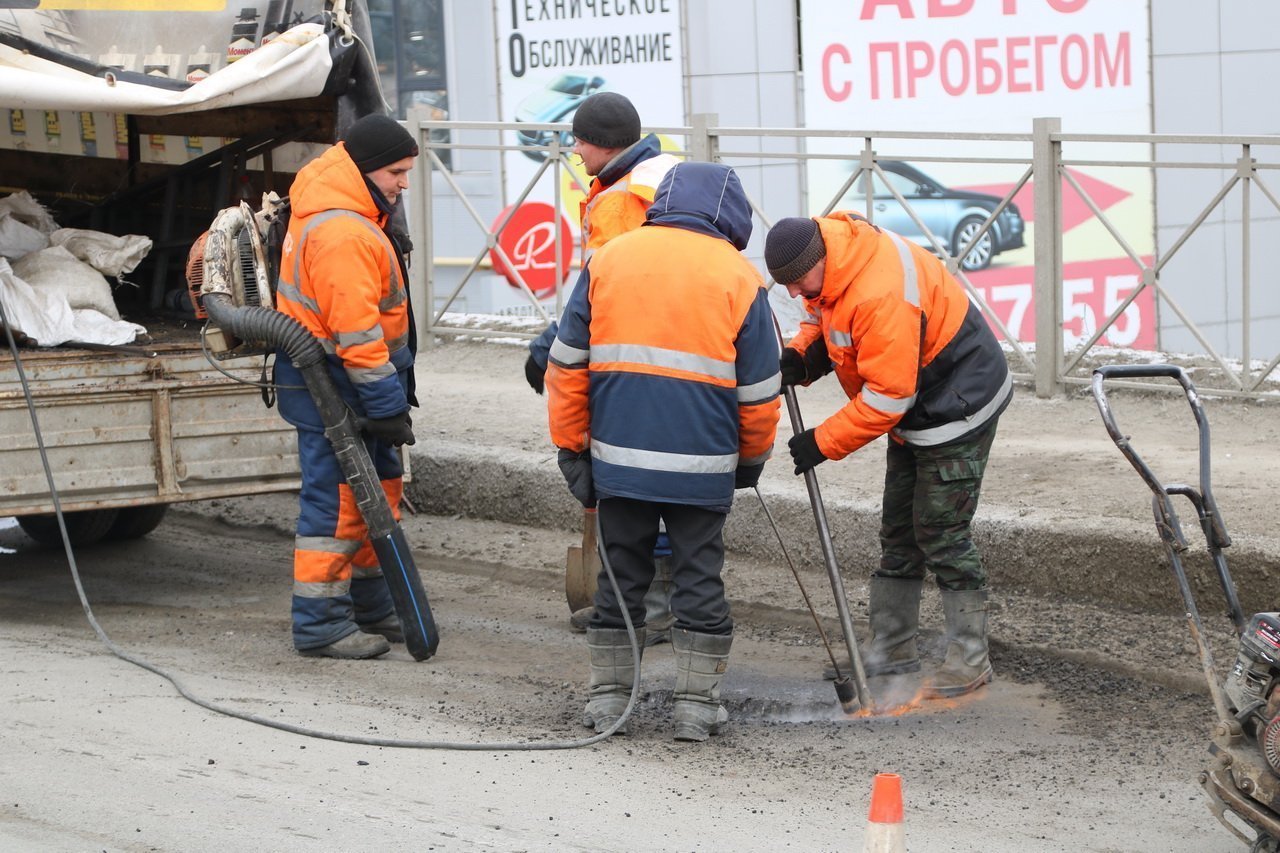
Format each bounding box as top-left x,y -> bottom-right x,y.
0,335 -> 300,517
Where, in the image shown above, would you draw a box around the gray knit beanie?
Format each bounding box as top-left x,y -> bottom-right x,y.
571,92 -> 641,149
765,218 -> 826,284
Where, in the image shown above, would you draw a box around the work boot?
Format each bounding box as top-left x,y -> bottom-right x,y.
820,577 -> 924,680
672,629 -> 733,742
358,613 -> 404,644
923,588 -> 994,699
582,626 -> 646,735
298,629 -> 390,660
569,606 -> 594,634
864,576 -> 924,676
642,556 -> 675,647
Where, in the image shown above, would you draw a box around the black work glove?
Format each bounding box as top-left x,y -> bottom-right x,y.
802,337 -> 832,381
788,428 -> 827,476
780,340 -> 832,387
734,462 -> 764,490
557,448 -> 596,507
524,352 -> 546,395
779,349 -> 806,386
362,412 -> 415,447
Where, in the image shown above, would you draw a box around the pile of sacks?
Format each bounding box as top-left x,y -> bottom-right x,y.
0,191 -> 151,347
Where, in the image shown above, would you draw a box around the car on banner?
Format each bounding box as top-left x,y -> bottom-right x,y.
513,73 -> 606,160
836,160 -> 1025,272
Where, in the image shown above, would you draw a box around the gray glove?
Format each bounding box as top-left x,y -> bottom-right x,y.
362,412 -> 415,447
557,448 -> 596,507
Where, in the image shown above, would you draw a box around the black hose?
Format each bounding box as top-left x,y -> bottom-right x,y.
203,291 -> 439,660
203,293 -> 322,368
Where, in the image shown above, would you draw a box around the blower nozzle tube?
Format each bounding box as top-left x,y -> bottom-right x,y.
202,293 -> 439,661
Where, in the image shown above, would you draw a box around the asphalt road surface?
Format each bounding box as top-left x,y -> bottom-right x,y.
0,499 -> 1252,853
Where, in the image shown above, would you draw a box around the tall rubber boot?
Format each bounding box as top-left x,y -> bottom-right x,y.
582,626 -> 645,735
642,556 -> 675,647
923,588 -> 993,698
865,576 -> 924,676
672,629 -> 732,742
822,577 -> 923,679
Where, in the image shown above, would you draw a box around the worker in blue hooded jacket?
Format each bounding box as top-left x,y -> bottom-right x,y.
546,162 -> 781,741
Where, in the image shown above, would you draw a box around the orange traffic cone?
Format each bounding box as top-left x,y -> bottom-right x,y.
862,772 -> 906,853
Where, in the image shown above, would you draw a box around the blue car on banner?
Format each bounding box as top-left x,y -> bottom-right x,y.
514,73 -> 607,160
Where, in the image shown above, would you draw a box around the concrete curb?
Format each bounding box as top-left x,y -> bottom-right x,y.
407,439 -> 1280,615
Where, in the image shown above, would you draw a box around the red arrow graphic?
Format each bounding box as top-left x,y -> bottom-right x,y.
960,168 -> 1131,233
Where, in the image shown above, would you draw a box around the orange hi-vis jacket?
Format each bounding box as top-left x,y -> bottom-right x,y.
579,133 -> 679,261
787,212 -> 1011,460
274,142 -> 412,425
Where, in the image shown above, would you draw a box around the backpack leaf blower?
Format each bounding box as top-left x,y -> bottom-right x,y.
198,202 -> 439,661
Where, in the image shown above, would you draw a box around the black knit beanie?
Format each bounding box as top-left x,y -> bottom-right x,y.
571,92 -> 641,149
765,218 -> 826,284
342,114 -> 419,173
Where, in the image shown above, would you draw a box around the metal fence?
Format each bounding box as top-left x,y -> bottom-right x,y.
406,112 -> 1280,400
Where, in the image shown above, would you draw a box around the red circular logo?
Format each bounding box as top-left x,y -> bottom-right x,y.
489,202 -> 574,299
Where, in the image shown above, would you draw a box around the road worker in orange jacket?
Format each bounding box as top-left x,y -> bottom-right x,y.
765,212 -> 1012,698
523,92 -> 681,640
273,114 -> 419,660
524,92 -> 679,389
546,162 -> 781,741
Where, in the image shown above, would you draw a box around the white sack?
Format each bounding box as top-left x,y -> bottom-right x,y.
0,259 -> 145,347
68,308 -> 147,347
0,212 -> 48,260
51,228 -> 153,277
11,245 -> 121,321
0,190 -> 58,235
0,257 -> 75,345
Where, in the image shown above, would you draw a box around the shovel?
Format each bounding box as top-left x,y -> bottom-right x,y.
565,507 -> 601,612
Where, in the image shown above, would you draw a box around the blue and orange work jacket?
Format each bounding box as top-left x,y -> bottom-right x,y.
273,142 -> 413,430
546,162 -> 781,511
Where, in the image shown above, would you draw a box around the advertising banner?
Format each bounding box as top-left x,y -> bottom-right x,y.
800,0 -> 1154,348
494,0 -> 684,301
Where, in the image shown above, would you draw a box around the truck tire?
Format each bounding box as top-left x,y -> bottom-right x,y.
105,505 -> 169,541
17,509 -> 120,548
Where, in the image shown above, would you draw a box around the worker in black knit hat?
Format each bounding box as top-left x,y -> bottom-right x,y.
522,90 -> 682,640
342,113 -> 420,205
270,113 -> 420,660
766,212 -> 1012,701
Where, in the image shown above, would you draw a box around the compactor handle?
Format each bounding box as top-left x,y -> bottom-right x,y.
1090,364 -> 1224,542
1091,363 -> 1244,636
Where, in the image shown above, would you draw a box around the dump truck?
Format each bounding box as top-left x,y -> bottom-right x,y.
0,0 -> 385,546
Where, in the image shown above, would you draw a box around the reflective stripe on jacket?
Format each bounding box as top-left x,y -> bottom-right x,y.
787,212 -> 1011,458
548,163 -> 780,510
274,142 -> 411,425
579,133 -> 679,262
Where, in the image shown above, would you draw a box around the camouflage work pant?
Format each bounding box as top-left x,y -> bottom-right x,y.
877,419 -> 999,591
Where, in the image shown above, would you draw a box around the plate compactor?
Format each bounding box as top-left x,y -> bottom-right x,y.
1093,364 -> 1280,851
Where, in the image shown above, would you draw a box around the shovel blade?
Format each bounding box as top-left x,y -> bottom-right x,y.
565,545 -> 601,612
565,508 -> 602,612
